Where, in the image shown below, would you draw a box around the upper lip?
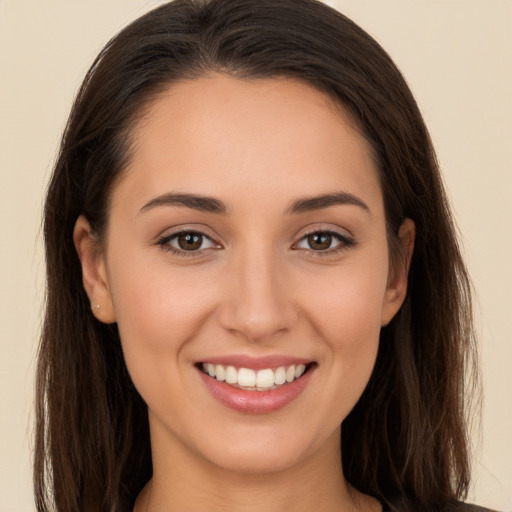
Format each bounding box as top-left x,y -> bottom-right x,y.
197,354 -> 314,370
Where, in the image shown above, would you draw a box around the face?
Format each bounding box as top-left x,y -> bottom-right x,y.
76,75 -> 412,476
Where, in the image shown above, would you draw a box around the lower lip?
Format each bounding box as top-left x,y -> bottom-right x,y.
197,367 -> 314,414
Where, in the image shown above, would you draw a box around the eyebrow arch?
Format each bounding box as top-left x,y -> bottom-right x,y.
139,192 -> 228,215
286,191 -> 370,215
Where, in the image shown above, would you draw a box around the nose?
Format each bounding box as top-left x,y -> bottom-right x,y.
217,246 -> 298,342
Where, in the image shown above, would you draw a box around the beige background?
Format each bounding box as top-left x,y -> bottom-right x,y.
1,1 -> 510,510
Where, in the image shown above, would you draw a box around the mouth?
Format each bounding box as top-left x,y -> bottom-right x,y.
197,362 -> 316,391
195,355 -> 317,414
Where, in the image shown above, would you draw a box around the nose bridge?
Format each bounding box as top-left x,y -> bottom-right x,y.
218,240 -> 296,341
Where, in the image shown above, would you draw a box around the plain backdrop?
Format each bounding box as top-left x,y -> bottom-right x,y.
0,1 -> 510,510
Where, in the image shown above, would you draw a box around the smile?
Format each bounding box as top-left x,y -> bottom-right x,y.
197,358 -> 316,414
200,363 -> 308,391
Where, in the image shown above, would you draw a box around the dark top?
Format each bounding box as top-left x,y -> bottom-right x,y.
379,501 -> 497,512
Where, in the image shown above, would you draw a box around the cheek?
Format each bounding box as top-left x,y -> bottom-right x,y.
304,257 -> 389,344
299,258 -> 388,412
106,251 -> 219,392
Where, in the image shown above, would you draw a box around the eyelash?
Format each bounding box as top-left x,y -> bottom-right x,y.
156,229 -> 355,258
293,229 -> 355,256
157,230 -> 218,258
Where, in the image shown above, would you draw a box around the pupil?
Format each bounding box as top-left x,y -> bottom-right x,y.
178,233 -> 202,251
309,233 -> 331,250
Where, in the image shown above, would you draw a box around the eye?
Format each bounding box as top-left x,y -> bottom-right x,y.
294,230 -> 353,252
158,231 -> 217,254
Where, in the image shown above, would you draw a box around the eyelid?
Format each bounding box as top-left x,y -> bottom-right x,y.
292,226 -> 355,254
156,227 -> 223,256
154,224 -> 355,258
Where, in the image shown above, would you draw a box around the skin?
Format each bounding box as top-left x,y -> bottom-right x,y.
74,75 -> 414,511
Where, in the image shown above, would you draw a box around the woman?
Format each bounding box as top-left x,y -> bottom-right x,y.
34,0 -> 493,510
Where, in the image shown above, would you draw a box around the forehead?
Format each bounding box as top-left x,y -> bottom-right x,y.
112,74 -> 382,217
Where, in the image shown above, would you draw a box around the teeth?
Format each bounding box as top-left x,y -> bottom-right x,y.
215,364 -> 225,381
201,362 -> 309,390
295,364 -> 306,379
274,366 -> 286,385
256,369 -> 274,388
238,368 -> 256,387
225,365 -> 237,384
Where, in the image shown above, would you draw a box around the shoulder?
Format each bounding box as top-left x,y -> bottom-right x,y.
383,502 -> 499,512
442,503 -> 499,512
453,505 -> 499,512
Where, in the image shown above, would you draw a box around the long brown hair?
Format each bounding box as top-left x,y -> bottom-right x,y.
35,1 -> 478,510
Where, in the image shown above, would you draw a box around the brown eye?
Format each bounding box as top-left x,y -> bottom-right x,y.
158,231 -> 216,254
177,232 -> 204,251
307,233 -> 333,251
294,230 -> 353,254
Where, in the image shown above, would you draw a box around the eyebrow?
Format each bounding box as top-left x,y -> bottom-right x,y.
138,190 -> 369,216
285,191 -> 370,215
139,192 -> 228,215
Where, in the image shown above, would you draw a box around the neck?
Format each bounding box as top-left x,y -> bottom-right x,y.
134,420 -> 380,512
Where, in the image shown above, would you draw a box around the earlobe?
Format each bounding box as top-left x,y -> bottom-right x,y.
381,218 -> 415,326
73,215 -> 117,324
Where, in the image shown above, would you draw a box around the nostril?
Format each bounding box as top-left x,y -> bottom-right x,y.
216,271 -> 299,341
217,305 -> 299,343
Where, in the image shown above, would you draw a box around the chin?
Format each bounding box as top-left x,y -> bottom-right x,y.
204,440 -> 309,475
188,422 -> 340,477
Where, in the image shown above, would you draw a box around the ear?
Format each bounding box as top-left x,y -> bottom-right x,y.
73,215 -> 116,324
381,218 -> 415,326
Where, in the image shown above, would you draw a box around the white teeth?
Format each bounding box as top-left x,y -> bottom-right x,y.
201,362 -> 310,390
238,368 -> 256,387
274,366 -> 286,385
225,365 -> 237,384
256,369 -> 274,388
215,364 -> 225,381
295,364 -> 306,379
